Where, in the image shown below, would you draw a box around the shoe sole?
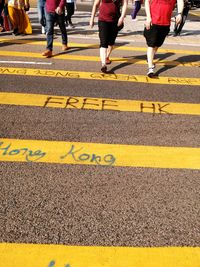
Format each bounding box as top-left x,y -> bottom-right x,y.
101,66 -> 107,73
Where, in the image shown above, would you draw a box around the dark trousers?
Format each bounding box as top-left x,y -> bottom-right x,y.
98,20 -> 118,48
65,2 -> 74,24
131,1 -> 141,19
46,12 -> 67,51
0,0 -> 5,27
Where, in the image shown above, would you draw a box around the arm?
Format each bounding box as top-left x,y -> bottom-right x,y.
176,0 -> 184,24
144,0 -> 151,29
55,0 -> 66,14
118,0 -> 128,26
90,0 -> 101,28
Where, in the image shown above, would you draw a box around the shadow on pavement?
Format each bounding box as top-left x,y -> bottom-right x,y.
155,54 -> 200,75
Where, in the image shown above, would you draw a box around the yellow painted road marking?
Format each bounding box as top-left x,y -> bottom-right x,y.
190,11 -> 200,17
0,50 -> 199,67
0,67 -> 200,86
0,138 -> 199,169
1,92 -> 200,116
0,38 -> 200,54
1,243 -> 200,267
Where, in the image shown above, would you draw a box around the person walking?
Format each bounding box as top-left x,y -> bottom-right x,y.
90,0 -> 128,73
42,0 -> 68,58
174,0 -> 190,36
0,0 -> 5,31
65,0 -> 75,28
7,0 -> 32,35
131,0 -> 142,21
143,0 -> 184,77
37,0 -> 46,34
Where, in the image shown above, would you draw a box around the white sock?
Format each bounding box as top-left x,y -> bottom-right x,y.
100,47 -> 106,66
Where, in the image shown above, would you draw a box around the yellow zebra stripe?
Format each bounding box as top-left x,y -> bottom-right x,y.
0,38 -> 200,54
1,243 -> 200,267
0,92 -> 200,116
0,50 -> 199,67
0,138 -> 199,169
0,67 -> 200,86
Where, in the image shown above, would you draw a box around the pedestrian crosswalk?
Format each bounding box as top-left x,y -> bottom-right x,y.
0,20 -> 200,266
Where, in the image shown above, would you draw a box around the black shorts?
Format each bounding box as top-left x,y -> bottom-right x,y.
144,24 -> 170,47
98,20 -> 118,48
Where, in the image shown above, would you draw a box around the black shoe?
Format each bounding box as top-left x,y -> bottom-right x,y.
101,65 -> 107,73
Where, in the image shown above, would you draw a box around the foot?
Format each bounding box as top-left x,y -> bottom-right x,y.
42,50 -> 52,58
101,65 -> 107,73
106,57 -> 111,65
41,26 -> 46,34
62,44 -> 69,51
147,67 -> 155,78
173,32 -> 180,37
68,23 -> 75,28
132,18 -> 138,21
12,28 -> 20,36
0,26 -> 5,32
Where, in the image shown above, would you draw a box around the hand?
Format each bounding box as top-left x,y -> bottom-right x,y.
117,16 -> 124,27
144,18 -> 152,30
89,18 -> 94,28
55,6 -> 62,15
175,13 -> 182,24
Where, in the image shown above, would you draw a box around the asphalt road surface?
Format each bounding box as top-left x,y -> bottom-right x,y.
0,7 -> 200,267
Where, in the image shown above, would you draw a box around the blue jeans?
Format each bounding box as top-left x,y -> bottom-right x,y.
46,12 -> 67,51
37,0 -> 46,28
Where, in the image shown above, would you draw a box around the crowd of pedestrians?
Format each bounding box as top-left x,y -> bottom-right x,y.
0,0 -> 186,77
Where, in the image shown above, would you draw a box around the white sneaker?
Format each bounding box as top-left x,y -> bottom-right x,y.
41,26 -> 45,34
68,23 -> 75,28
147,67 -> 155,78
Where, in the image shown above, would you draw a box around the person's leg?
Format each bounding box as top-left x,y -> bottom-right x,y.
106,45 -> 113,64
0,0 -> 4,27
37,0 -> 43,25
67,2 -> 74,25
8,6 -> 19,34
147,25 -> 169,77
57,13 -> 68,50
147,46 -> 157,68
146,46 -> 157,77
42,12 -> 54,56
106,22 -> 119,64
131,1 -> 141,19
38,0 -> 46,33
98,21 -> 110,72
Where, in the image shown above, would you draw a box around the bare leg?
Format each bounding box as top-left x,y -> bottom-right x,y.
106,45 -> 113,59
100,47 -> 107,72
147,46 -> 158,77
147,46 -> 158,68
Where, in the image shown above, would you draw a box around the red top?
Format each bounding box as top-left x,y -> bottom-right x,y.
99,0 -> 122,22
150,0 -> 176,25
46,0 -> 66,13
